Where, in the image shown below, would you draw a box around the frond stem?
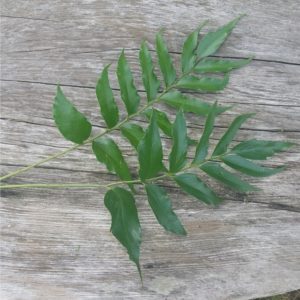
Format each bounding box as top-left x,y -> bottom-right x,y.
0,155 -> 224,190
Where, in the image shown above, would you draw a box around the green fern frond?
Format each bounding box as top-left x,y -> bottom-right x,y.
0,15 -> 294,280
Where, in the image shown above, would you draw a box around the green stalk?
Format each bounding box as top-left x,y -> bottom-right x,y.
0,156 -> 223,190
0,179 -> 142,190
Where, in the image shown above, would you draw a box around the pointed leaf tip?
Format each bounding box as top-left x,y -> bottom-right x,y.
96,65 -> 119,128
156,31 -> 176,87
181,20 -> 208,73
194,102 -> 218,163
117,50 -> 140,115
169,110 -> 188,173
53,85 -> 92,144
104,187 -> 142,278
139,41 -> 160,102
175,173 -> 222,206
222,154 -> 285,177
92,137 -> 133,190
161,91 -> 227,116
201,162 -> 259,192
195,57 -> 253,73
144,108 -> 173,137
213,113 -> 255,156
146,184 -> 186,235
232,139 -> 295,160
176,74 -> 229,92
197,15 -> 244,58
138,111 -> 164,180
121,123 -> 145,150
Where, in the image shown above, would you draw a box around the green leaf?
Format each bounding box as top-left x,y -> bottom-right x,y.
144,108 -> 173,137
213,113 -> 255,156
121,123 -> 145,150
232,139 -> 294,160
144,108 -> 196,146
161,91 -> 229,116
193,102 -> 217,163
195,57 -> 252,73
175,173 -> 222,206
145,184 -> 186,235
197,15 -> 244,58
92,137 -> 133,189
104,187 -> 142,278
139,41 -> 160,102
187,137 -> 198,146
200,162 -> 259,192
96,65 -> 119,128
169,110 -> 188,172
222,154 -> 285,177
53,85 -> 92,144
117,50 -> 141,115
138,111 -> 164,181
156,31 -> 177,87
181,21 -> 207,73
176,74 -> 229,92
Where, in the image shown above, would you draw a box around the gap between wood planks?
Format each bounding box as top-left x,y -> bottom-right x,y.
1,79 -> 300,109
0,14 -> 61,23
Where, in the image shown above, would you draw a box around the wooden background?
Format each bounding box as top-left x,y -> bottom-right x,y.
1,1 -> 299,299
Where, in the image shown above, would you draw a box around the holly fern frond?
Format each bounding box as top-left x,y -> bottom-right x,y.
0,15 -> 294,280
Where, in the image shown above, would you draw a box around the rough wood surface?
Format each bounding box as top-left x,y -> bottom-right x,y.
0,1 -> 299,299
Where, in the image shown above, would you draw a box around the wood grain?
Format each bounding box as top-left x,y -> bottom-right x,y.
1,0 -> 299,299
1,0 -> 300,63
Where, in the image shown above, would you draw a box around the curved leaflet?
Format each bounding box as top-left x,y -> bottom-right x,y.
176,74 -> 229,92
92,137 -> 133,189
156,31 -> 177,87
53,85 -> 92,144
195,57 -> 252,73
197,15 -> 244,58
200,162 -> 258,192
96,65 -> 119,128
144,108 -> 173,137
175,173 -> 222,206
232,139 -> 294,160
121,123 -> 145,150
145,184 -> 186,235
161,91 -> 228,115
213,113 -> 255,156
181,21 -> 207,73
104,188 -> 142,279
117,50 -> 140,115
194,102 -> 217,163
138,111 -> 164,181
169,110 -> 188,173
139,41 -> 160,102
144,108 -> 197,146
222,154 -> 285,177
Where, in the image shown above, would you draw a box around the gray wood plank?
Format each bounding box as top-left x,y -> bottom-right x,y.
1,0 -> 300,63
1,190 -> 300,299
2,56 -> 300,107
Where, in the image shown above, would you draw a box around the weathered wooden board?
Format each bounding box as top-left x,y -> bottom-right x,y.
1,0 -> 300,299
1,0 -> 300,63
1,192 -> 300,300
